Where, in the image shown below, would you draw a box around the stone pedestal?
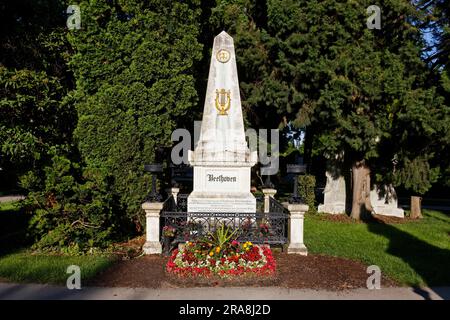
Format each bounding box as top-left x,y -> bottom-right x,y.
283,203 -> 308,255
187,165 -> 256,212
142,201 -> 163,254
370,184 -> 404,218
262,188 -> 277,213
318,171 -> 346,214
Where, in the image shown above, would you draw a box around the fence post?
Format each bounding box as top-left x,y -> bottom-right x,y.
142,201 -> 164,254
283,203 -> 308,255
262,188 -> 277,213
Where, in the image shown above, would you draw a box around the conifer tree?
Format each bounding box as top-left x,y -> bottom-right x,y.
68,0 -> 203,228
0,0 -> 74,188
210,0 -> 449,219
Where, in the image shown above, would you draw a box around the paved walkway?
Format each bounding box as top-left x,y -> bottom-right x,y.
0,283 -> 449,300
0,195 -> 25,203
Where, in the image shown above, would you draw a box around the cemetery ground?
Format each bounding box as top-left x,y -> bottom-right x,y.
0,200 -> 449,290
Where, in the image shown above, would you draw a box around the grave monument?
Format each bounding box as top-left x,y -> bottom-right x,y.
187,31 -> 258,213
370,184 -> 404,218
318,157 -> 347,214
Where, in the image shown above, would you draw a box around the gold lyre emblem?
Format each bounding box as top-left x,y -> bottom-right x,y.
216,49 -> 230,63
215,89 -> 231,115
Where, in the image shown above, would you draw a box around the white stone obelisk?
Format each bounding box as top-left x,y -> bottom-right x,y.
187,31 -> 257,213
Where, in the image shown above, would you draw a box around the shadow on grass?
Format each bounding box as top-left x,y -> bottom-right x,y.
366,215 -> 450,294
0,202 -> 30,257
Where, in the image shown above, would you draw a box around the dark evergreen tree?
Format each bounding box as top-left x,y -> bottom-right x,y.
68,0 -> 203,228
0,0 -> 75,189
210,0 -> 449,219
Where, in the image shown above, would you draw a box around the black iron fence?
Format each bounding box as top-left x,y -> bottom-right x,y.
160,194 -> 288,245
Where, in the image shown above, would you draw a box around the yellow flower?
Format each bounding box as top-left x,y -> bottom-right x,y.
215,246 -> 221,253
209,251 -> 214,256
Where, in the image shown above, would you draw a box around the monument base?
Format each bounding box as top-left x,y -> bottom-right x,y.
373,206 -> 404,218
143,241 -> 162,254
287,243 -> 308,255
318,203 -> 346,214
370,185 -> 404,218
188,192 -> 256,213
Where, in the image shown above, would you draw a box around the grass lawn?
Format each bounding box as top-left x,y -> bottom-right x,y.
0,251 -> 115,285
0,201 -> 22,212
305,210 -> 450,287
0,200 -> 115,285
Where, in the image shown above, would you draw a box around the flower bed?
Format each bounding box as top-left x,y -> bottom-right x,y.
166,240 -> 276,278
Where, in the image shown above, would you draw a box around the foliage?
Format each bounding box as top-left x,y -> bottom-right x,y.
209,0 -> 449,202
0,0 -> 75,186
67,0 -> 203,229
417,0 -> 450,72
298,174 -> 316,214
209,224 -> 239,248
20,152 -> 118,253
0,67 -> 73,168
162,225 -> 176,238
393,156 -> 440,195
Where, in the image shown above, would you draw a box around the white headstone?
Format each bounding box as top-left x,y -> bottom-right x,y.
318,171 -> 346,214
370,184 -> 404,218
187,31 -> 257,213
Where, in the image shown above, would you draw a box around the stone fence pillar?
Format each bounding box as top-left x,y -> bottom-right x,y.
283,203 -> 308,255
142,201 -> 163,254
262,188 -> 277,213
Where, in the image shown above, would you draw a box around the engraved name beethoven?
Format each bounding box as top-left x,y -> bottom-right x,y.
207,174 -> 237,183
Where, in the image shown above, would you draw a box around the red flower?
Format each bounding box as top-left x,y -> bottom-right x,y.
166,245 -> 276,278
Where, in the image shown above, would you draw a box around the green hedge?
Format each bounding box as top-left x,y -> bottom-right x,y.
298,174 -> 317,214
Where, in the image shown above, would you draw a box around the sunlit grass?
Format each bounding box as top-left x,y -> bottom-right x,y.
0,250 -> 114,285
305,210 -> 450,286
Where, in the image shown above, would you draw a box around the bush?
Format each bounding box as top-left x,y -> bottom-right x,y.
298,174 -> 317,214
20,154 -> 119,253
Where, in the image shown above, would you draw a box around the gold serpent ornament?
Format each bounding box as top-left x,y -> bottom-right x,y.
215,89 -> 231,115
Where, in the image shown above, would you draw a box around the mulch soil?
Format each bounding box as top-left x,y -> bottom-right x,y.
318,213 -> 415,224
88,215 -> 404,291
88,250 -> 398,290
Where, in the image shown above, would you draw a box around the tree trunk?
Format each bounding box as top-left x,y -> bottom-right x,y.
410,196 -> 422,219
350,160 -> 373,220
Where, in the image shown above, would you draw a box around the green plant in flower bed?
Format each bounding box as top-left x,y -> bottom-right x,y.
209,224 -> 238,248
166,228 -> 276,278
162,225 -> 176,238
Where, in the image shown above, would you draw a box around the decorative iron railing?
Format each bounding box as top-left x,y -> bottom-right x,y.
162,195 -> 176,211
160,194 -> 288,245
160,211 -> 288,245
269,196 -> 286,213
176,193 -> 188,212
